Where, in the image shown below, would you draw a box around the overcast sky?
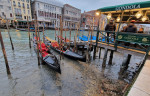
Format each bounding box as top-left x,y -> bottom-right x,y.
58,0 -> 149,12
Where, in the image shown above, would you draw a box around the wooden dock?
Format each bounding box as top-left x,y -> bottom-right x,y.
66,41 -> 148,57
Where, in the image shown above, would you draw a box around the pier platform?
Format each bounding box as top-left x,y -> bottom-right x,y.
67,41 -> 148,56
128,57 -> 150,96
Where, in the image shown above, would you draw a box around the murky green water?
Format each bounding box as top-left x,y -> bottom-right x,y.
0,29 -> 143,96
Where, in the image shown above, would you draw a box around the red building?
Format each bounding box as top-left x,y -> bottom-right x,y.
81,10 -> 107,30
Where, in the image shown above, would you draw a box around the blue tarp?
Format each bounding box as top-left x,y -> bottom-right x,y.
79,35 -> 114,43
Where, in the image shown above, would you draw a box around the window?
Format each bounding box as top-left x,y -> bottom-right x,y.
22,3 -> 25,8
13,1 -> 16,6
66,10 -> 68,14
8,6 -> 11,10
8,0 -> 10,3
0,5 -> 3,9
24,16 -> 26,19
29,16 -> 30,20
28,10 -> 30,14
2,12 -> 5,16
18,2 -> 21,7
26,0 -> 29,3
38,3 -> 40,8
21,0 -> 25,2
27,4 -> 29,9
24,9 -> 25,14
10,13 -> 12,17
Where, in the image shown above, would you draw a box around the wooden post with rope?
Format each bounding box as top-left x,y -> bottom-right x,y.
0,31 -> 11,74
27,16 -> 31,49
34,12 -> 40,65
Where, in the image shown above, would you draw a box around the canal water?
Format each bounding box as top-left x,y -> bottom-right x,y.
0,29 -> 143,96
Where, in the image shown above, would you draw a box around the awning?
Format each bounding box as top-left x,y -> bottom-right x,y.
98,1 -> 150,12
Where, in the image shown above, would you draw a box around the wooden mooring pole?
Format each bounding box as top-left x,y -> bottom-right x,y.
69,25 -> 71,49
59,16 -> 63,60
0,31 -> 11,74
34,12 -> 40,65
108,50 -> 114,65
43,23 -> 45,42
120,54 -> 132,74
102,48 -> 108,67
122,54 -> 132,70
27,16 -> 31,49
99,47 -> 102,59
5,17 -> 14,50
55,23 -> 56,41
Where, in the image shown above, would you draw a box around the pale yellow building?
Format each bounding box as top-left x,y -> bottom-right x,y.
11,0 -> 32,27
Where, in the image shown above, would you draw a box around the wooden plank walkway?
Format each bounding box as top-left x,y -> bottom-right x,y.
67,41 -> 148,56
128,57 -> 150,96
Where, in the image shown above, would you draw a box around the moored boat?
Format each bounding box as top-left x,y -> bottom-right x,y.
44,36 -> 86,62
33,34 -> 61,73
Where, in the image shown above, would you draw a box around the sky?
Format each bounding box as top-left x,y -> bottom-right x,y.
58,0 -> 149,12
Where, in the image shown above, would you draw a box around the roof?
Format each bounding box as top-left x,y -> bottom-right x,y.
98,1 -> 150,12
34,0 -> 63,7
64,4 -> 81,11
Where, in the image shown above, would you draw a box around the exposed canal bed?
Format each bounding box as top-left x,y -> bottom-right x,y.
0,29 -> 143,96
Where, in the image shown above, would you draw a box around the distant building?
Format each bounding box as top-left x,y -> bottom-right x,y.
81,10 -> 107,30
0,0 -> 13,27
11,0 -> 32,27
63,4 -> 81,29
31,0 -> 63,28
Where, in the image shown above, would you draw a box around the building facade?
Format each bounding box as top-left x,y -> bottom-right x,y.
11,0 -> 32,27
63,4 -> 81,29
31,0 -> 63,28
81,10 -> 107,30
0,0 -> 13,27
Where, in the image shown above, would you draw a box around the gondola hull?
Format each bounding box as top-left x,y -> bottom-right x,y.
44,37 -> 86,62
33,35 -> 61,73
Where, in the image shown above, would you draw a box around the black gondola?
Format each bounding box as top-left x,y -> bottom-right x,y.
33,34 -> 61,73
44,36 -> 86,62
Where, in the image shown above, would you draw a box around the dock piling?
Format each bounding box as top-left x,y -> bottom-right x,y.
5,17 -> 14,51
120,54 -> 132,74
108,50 -> 114,65
27,16 -> 31,49
102,48 -> 108,67
34,12 -> 40,66
0,31 -> 11,75
99,47 -> 102,59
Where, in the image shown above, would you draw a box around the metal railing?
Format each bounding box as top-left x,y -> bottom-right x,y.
95,30 -> 150,53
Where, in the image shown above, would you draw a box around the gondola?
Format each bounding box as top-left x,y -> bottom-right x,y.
33,34 -> 61,73
44,36 -> 86,62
